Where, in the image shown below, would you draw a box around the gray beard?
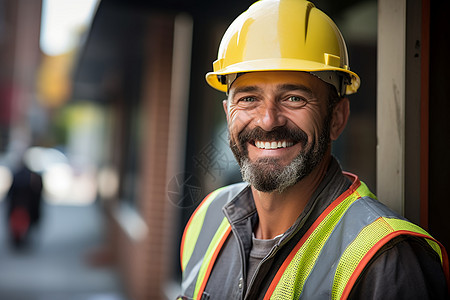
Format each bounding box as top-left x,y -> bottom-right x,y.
239,138 -> 325,193
231,118 -> 331,194
239,155 -> 305,194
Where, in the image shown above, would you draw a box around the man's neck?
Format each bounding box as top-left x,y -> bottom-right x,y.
251,155 -> 331,240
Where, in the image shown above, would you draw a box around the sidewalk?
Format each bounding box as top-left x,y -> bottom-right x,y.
0,200 -> 127,300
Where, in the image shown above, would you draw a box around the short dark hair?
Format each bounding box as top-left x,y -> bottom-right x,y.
326,83 -> 343,115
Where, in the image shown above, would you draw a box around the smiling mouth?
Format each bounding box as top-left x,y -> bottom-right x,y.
253,140 -> 295,150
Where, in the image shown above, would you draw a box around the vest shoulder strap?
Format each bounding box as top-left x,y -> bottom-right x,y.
335,216 -> 448,300
266,176 -> 449,300
180,182 -> 248,299
265,175 -> 367,299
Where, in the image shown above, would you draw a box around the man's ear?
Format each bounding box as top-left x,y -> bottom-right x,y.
222,99 -> 228,118
330,97 -> 350,141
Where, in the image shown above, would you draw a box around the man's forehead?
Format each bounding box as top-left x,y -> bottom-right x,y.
229,71 -> 323,95
231,83 -> 314,98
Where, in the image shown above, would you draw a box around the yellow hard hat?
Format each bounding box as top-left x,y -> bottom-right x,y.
205,0 -> 360,96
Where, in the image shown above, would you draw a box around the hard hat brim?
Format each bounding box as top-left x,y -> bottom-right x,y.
205,58 -> 360,95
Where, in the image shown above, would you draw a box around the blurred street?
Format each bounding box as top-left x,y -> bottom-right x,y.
0,199 -> 127,300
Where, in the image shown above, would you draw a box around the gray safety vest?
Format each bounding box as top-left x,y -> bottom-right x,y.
180,177 -> 448,299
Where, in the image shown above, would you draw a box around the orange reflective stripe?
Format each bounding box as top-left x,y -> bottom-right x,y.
263,174 -> 447,300
180,187 -> 225,271
180,183 -> 248,297
193,218 -> 231,299
340,230 -> 449,300
264,175 -> 362,299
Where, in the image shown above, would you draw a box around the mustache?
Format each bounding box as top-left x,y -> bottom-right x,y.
237,126 -> 308,146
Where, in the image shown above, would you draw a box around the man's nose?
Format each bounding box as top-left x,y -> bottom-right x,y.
254,102 -> 286,131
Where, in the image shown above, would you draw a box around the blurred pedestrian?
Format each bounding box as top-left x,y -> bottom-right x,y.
6,160 -> 43,247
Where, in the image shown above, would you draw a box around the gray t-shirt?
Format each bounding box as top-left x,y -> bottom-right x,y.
247,233 -> 282,288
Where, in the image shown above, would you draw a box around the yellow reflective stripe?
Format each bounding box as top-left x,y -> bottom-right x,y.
384,218 -> 443,263
356,180 -> 377,200
181,187 -> 225,271
193,217 -> 230,299
332,218 -> 393,299
332,217 -> 436,300
426,239 -> 443,262
270,182 -> 368,299
384,217 -> 429,234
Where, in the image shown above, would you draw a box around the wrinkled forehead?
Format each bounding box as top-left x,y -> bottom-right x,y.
228,71 -> 330,99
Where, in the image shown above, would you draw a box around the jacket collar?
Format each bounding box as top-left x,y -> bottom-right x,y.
222,156 -> 352,237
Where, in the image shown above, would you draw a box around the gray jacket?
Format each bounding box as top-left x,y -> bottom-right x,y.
181,157 -> 448,299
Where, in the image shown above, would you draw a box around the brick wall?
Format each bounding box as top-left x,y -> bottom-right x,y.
117,13 -> 177,300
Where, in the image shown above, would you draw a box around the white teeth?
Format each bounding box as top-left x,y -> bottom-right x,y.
255,140 -> 294,149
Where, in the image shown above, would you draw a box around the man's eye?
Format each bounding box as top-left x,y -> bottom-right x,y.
240,96 -> 256,102
288,96 -> 305,102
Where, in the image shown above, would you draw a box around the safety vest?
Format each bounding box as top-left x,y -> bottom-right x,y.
180,176 -> 449,300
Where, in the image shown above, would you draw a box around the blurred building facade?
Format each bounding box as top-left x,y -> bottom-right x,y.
1,0 -> 449,299
0,0 -> 42,157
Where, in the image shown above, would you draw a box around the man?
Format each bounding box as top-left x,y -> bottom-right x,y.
179,0 -> 450,299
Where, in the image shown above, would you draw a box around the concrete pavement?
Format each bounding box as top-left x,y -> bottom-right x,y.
0,200 -> 128,300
